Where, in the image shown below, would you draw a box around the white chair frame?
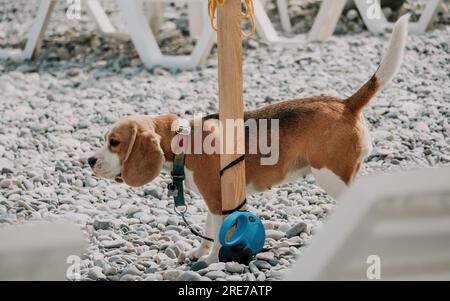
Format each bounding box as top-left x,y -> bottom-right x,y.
254,0 -> 348,44
354,0 -> 442,34
0,0 -> 56,61
114,0 -> 215,69
86,0 -> 206,40
0,0 -> 442,65
266,0 -> 443,43
0,0 -> 215,69
287,167 -> 450,280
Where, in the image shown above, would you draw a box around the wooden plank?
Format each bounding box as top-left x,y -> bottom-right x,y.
217,0 -> 247,213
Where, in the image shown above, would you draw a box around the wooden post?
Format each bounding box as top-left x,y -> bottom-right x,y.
217,0 -> 247,213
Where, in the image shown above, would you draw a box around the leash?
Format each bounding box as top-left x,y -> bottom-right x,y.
168,119 -> 247,243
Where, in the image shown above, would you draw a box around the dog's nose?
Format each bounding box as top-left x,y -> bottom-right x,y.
88,157 -> 97,168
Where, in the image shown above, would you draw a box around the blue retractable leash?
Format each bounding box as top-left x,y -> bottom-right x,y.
218,210 -> 266,264
169,121 -> 266,265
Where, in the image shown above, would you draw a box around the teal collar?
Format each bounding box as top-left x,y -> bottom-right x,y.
169,153 -> 186,207
168,119 -> 190,208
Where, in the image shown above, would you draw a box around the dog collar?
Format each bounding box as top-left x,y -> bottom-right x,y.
168,119 -> 190,208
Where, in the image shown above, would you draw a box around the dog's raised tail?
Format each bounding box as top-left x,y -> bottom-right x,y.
346,14 -> 409,114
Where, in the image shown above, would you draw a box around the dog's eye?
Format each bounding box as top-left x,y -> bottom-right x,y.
110,139 -> 120,147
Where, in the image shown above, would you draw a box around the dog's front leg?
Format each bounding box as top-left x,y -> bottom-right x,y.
187,211 -> 215,260
200,213 -> 224,265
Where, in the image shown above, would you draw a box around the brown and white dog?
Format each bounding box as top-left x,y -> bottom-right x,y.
89,16 -> 409,264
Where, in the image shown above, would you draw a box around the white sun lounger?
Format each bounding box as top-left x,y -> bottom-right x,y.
287,167 -> 450,281
354,0 -> 443,34
115,0 -> 215,69
254,0 -> 349,44
256,0 -> 443,43
0,222 -> 87,281
86,0 -> 206,41
0,0 -> 215,69
0,0 -> 442,66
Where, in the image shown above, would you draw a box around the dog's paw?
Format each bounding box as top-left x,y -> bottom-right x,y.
187,247 -> 210,261
201,253 -> 219,265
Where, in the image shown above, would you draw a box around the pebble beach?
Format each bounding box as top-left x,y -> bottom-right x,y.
0,0 -> 449,281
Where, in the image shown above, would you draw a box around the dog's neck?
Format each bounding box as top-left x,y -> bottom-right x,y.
153,114 -> 179,164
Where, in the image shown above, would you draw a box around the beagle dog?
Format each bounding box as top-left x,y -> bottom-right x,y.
89,16 -> 409,264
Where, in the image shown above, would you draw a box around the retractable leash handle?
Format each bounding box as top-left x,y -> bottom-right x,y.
219,211 -> 266,255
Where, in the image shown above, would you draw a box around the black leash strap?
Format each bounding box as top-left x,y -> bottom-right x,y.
222,199 -> 247,215
179,211 -> 214,242
173,154 -> 247,242
219,154 -> 245,177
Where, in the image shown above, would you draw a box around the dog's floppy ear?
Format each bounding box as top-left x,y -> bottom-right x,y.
122,125 -> 164,187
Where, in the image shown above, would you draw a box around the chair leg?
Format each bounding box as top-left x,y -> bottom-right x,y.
309,0 -> 347,41
188,0 -> 204,39
276,0 -> 292,33
254,0 -> 283,43
353,0 -> 389,34
85,0 -> 129,41
146,2 -> 165,34
116,0 -> 162,68
411,0 -> 442,34
0,0 -> 55,61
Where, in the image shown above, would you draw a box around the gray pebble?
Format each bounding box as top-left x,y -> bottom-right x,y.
225,275 -> 242,281
266,229 -> 285,240
144,274 -> 163,281
286,221 -> 308,238
204,270 -> 226,280
88,266 -> 106,280
191,261 -> 209,272
0,179 -> 11,188
93,219 -> 114,230
208,262 -> 225,271
225,262 -> 245,274
176,271 -> 202,281
164,248 -> 177,259
163,270 -> 183,281
253,260 -> 272,270
256,251 -> 274,261
120,274 -> 140,281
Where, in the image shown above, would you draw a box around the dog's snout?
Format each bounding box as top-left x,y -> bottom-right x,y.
88,157 -> 97,168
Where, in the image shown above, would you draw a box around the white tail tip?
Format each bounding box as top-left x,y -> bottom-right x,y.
375,14 -> 410,88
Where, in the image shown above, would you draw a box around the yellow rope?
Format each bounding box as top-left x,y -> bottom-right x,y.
208,0 -> 255,37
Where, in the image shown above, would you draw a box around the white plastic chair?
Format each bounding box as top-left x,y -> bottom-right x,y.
0,222 -> 87,281
0,0 -> 215,69
254,0 -> 348,44
0,0 -> 56,61
86,0 -> 206,40
115,0 -> 215,69
271,0 -> 443,43
287,167 -> 450,280
354,0 -> 443,34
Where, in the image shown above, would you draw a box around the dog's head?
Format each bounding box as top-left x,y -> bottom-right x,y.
88,116 -> 165,187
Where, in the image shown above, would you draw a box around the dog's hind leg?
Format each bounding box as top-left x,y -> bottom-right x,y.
312,167 -> 348,200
